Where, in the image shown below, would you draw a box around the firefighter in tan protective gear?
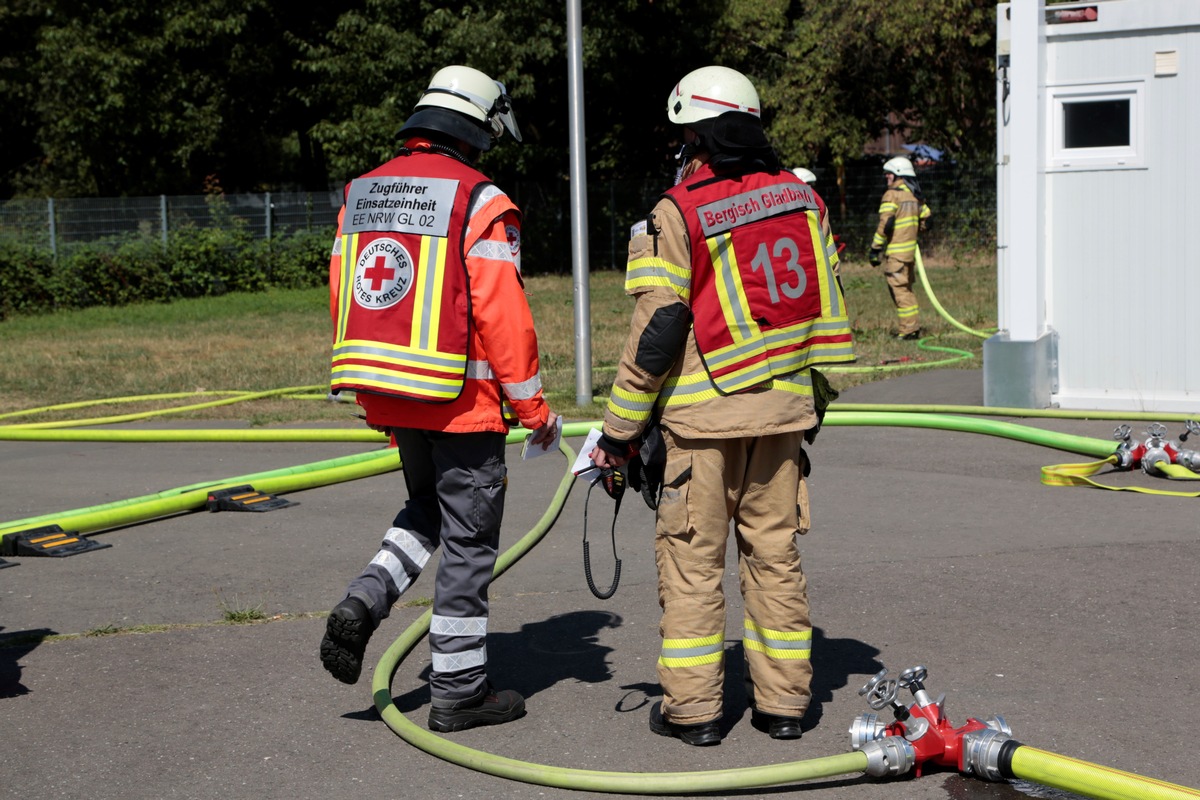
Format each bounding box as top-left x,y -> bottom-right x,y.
320,65 -> 558,734
868,156 -> 932,340
590,66 -> 855,746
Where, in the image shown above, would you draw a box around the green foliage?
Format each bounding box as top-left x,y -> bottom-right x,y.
166,226 -> 260,297
10,0 -> 341,196
265,228 -> 335,290
2,1 -> 999,198
756,0 -> 998,165
67,237 -> 176,308
0,225 -> 336,317
0,238 -> 59,318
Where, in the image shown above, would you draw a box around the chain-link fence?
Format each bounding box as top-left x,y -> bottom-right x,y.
0,160 -> 996,272
0,191 -> 343,259
515,159 -> 997,273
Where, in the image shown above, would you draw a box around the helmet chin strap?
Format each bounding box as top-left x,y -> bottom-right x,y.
673,141 -> 705,185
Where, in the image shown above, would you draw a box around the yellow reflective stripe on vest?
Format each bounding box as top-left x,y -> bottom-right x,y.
702,219 -> 847,395
411,234 -> 449,350
335,232 -> 358,345
708,233 -> 760,346
743,619 -> 812,660
809,212 -> 842,317
703,316 -> 855,374
332,339 -> 467,371
332,230 -> 469,402
658,369 -> 813,408
331,339 -> 467,399
329,369 -> 462,399
626,256 -> 691,301
659,632 -> 724,668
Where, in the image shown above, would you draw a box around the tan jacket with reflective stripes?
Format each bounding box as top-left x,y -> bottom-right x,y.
871,180 -> 931,262
602,193 -> 843,443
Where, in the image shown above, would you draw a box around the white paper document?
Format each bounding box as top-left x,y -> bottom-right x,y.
521,415 -> 563,461
570,427 -> 604,476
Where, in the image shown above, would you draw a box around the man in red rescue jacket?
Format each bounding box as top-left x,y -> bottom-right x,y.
320,65 -> 558,733
590,66 -> 854,746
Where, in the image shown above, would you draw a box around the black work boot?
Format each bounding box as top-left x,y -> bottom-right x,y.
319,597 -> 374,685
751,709 -> 803,740
427,684 -> 526,732
648,701 -> 721,746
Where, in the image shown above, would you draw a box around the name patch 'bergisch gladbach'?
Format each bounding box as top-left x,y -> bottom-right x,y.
697,184 -> 818,237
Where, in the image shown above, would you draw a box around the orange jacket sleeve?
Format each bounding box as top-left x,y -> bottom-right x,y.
464,195 -> 550,430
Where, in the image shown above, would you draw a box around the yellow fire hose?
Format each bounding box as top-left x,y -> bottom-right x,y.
3,392 -> 1198,796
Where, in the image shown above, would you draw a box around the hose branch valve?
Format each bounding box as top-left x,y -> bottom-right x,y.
1112,424 -> 1137,471
1178,420 -> 1200,472
1110,422 -> 1200,475
849,665 -> 1011,779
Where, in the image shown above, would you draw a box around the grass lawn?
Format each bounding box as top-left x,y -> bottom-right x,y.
0,252 -> 995,425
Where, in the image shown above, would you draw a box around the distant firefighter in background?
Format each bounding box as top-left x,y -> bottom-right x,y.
791,167 -> 817,184
868,156 -> 931,340
792,167 -> 844,261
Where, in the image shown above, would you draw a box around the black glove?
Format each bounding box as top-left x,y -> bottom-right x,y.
626,423 -> 666,510
868,248 -> 882,267
596,432 -> 635,459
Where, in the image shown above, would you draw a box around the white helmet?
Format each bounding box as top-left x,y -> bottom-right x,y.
667,66 -> 760,125
882,156 -> 916,178
400,65 -> 521,151
792,167 -> 816,184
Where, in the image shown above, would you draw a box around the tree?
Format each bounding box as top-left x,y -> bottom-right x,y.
15,0 -> 343,196
740,0 -> 997,167
296,0 -> 721,189
2,0 -> 998,198
0,1 -> 50,197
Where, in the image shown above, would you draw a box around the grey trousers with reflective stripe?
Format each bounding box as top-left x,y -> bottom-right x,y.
341,428 -> 507,705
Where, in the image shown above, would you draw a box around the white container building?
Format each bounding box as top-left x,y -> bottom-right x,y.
987,0 -> 1199,412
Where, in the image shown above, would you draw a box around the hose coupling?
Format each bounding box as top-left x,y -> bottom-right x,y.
860,736 -> 916,778
1177,449 -> 1200,472
960,727 -> 1013,781
1141,445 -> 1173,476
848,712 -> 887,750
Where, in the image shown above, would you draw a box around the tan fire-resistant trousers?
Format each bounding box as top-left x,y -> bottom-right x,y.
654,427 -> 813,725
883,255 -> 921,335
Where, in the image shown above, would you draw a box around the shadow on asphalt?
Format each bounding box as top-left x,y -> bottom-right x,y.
0,626 -> 56,698
334,613 -> 882,741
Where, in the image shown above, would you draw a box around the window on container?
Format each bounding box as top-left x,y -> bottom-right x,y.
1047,81 -> 1143,171
1062,99 -> 1130,148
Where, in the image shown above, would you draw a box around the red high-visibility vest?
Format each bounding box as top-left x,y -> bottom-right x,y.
664,164 -> 855,394
331,152 -> 488,403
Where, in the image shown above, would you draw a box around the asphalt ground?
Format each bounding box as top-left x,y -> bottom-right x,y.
2,368 -> 1198,800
